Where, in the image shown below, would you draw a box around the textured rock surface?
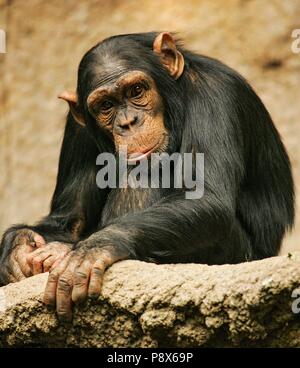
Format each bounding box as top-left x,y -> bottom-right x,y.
1,253 -> 300,347
0,0 -> 299,254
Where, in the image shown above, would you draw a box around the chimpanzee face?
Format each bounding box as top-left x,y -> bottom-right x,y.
58,32 -> 185,160
86,70 -> 169,160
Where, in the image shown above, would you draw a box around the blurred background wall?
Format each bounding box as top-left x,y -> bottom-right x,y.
0,0 -> 299,254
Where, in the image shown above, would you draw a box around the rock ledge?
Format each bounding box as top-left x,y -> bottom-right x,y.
1,254 -> 300,347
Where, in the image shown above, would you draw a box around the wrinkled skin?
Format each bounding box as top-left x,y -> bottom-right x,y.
26,241 -> 72,274
43,243 -> 128,321
1,228 -> 127,321
0,229 -> 71,284
0,229 -> 45,283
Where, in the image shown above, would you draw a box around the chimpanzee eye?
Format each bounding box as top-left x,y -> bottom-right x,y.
130,83 -> 144,98
100,100 -> 113,112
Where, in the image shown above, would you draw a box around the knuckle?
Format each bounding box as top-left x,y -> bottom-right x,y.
26,254 -> 33,263
48,245 -> 57,253
33,257 -> 41,266
48,271 -> 59,283
43,287 -> 55,305
43,292 -> 54,305
58,277 -> 72,292
75,270 -> 88,280
92,266 -> 103,277
101,253 -> 112,264
44,259 -> 51,267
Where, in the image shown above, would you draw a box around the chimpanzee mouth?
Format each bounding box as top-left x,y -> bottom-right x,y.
126,146 -> 157,163
125,134 -> 169,163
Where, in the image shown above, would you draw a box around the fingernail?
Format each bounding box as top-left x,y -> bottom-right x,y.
58,314 -> 73,323
88,293 -> 99,300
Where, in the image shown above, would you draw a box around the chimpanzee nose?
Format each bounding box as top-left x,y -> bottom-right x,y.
118,116 -> 138,129
115,115 -> 141,135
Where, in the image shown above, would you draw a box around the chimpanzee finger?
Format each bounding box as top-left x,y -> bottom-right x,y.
14,246 -> 32,278
43,255 -> 70,308
26,247 -> 46,267
51,257 -> 63,270
50,252 -> 70,271
32,252 -> 52,275
56,261 -> 78,322
43,255 -> 56,272
72,259 -> 92,305
31,257 -> 44,275
87,259 -> 106,299
32,233 -> 46,248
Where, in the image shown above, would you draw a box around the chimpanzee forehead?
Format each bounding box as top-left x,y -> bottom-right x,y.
84,58 -> 149,94
80,40 -> 157,96
88,63 -> 129,88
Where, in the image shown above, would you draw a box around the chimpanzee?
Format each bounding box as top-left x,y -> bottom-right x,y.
0,32 -> 294,321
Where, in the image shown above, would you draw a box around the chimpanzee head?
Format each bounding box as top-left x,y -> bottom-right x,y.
59,32 -> 186,159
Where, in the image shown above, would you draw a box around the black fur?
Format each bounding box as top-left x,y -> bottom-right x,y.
0,32 -> 294,277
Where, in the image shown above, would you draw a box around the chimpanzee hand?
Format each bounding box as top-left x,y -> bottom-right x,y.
43,243 -> 128,321
26,242 -> 72,275
0,229 -> 46,284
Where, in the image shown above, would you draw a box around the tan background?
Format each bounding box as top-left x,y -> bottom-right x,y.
0,0 -> 299,254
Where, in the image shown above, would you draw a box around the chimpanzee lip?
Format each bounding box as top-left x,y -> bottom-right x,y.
126,143 -> 158,163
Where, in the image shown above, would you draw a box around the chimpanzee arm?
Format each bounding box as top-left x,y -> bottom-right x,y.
34,114 -> 110,243
75,73 -> 253,265
75,176 -> 249,267
82,192 -> 251,265
0,114 -> 109,284
1,114 -> 108,245
44,185 -> 251,321
44,143 -> 251,320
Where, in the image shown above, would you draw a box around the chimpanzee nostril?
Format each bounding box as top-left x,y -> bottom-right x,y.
119,116 -> 138,129
131,116 -> 138,126
114,115 -> 141,135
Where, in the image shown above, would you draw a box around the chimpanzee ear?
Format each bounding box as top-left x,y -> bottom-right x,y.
153,32 -> 184,79
58,91 -> 85,126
